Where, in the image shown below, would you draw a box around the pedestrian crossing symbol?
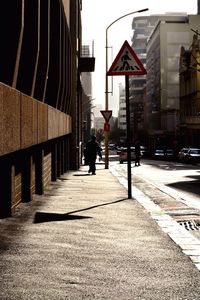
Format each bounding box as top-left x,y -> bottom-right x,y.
107,40 -> 146,76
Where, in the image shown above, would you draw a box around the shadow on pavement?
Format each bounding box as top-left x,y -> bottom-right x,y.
73,168 -> 108,176
167,176 -> 200,196
66,198 -> 128,215
34,198 -> 128,224
34,212 -> 91,223
73,173 -> 91,176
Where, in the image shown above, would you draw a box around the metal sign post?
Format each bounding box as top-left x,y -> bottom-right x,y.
125,75 -> 132,198
101,110 -> 112,169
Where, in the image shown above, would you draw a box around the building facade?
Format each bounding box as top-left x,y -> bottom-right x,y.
179,34 -> 200,147
0,1 -> 92,218
130,15 -> 159,144
81,43 -> 94,145
118,84 -> 126,131
146,14 -> 200,151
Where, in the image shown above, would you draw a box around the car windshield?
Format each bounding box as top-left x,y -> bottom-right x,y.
190,149 -> 200,154
121,147 -> 135,152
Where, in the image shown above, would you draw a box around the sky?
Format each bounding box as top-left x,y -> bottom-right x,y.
81,0 -> 198,116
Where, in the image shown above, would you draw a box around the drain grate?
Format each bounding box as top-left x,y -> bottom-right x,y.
178,220 -> 200,231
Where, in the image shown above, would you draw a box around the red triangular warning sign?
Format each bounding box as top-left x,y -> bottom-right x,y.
107,40 -> 147,76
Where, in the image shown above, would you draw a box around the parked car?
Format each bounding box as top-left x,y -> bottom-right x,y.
178,148 -> 189,161
154,149 -> 174,160
116,145 -> 123,154
108,143 -> 116,150
154,149 -> 165,159
165,149 -> 174,159
119,147 -> 136,164
140,145 -> 148,157
185,148 -> 200,163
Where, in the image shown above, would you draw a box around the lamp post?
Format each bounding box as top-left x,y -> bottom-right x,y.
104,8 -> 149,169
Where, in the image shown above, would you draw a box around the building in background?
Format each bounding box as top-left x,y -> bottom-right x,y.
118,8 -> 200,151
130,15 -> 159,144
81,42 -> 94,145
93,104 -> 103,127
118,84 -> 126,131
118,84 -> 126,142
179,34 -> 200,147
146,14 -> 200,151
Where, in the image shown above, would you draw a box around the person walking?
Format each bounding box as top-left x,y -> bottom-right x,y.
85,135 -> 102,175
135,140 -> 141,166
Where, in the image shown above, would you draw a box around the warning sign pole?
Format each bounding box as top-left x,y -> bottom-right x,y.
125,76 -> 132,199
106,39 -> 147,199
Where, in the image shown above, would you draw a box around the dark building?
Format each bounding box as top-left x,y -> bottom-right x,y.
0,0 -> 94,218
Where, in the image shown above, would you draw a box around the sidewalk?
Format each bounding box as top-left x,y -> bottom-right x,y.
1,164 -> 200,299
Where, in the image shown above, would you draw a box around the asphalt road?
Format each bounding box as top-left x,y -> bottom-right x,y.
110,157 -> 200,240
132,158 -> 200,202
108,150 -> 200,204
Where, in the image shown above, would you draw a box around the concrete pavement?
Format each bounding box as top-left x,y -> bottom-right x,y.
1,163 -> 200,299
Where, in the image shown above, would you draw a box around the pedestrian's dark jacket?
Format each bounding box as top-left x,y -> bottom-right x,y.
85,138 -> 102,161
135,143 -> 141,156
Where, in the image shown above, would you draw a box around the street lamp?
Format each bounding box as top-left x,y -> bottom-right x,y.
104,8 -> 149,169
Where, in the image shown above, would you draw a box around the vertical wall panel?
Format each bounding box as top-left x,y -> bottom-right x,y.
17,0 -> 39,96
56,6 -> 65,111
2,85 -> 21,154
0,2 -> 23,86
34,0 -> 50,102
21,94 -> 38,148
38,102 -> 48,143
45,0 -> 60,107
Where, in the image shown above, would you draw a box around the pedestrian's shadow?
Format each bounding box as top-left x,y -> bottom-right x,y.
33,198 -> 128,224
73,174 -> 91,176
73,168 -> 105,176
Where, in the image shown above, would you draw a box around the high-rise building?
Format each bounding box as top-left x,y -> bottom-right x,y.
118,84 -> 126,131
130,15 -> 163,143
146,14 -> 200,149
128,11 -> 200,150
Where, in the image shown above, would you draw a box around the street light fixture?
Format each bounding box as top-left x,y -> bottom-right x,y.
104,8 -> 149,169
